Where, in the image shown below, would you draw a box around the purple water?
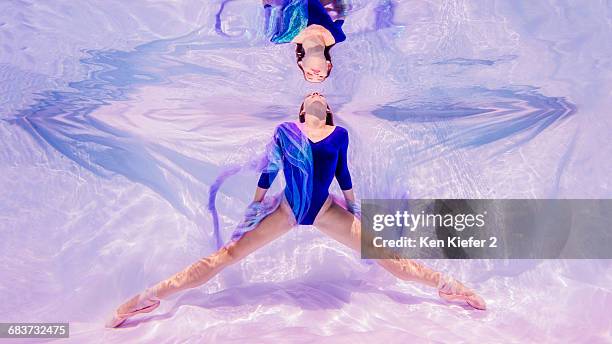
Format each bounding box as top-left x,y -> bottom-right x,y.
1,0 -> 611,342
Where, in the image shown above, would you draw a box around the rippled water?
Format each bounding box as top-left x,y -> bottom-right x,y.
1,0 -> 611,342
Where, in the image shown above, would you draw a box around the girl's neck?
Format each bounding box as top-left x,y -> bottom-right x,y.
303,114 -> 327,129
302,35 -> 326,50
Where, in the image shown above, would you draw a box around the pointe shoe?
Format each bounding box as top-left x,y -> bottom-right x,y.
437,275 -> 486,310
106,287 -> 161,328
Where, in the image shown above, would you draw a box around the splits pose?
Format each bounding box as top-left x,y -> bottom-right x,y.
107,93 -> 486,328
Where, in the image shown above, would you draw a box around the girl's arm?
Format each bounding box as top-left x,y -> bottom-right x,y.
341,188 -> 356,203
335,128 -> 359,214
254,124 -> 283,203
253,186 -> 269,202
254,169 -> 278,202
342,188 -> 360,216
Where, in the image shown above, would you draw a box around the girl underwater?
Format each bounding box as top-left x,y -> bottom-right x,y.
106,93 -> 486,328
263,0 -> 350,82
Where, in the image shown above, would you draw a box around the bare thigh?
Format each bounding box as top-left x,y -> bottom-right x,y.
313,197 -> 361,251
313,197 -> 440,287
223,197 -> 297,261
154,197 -> 297,298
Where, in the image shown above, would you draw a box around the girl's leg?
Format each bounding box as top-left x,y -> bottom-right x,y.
313,198 -> 486,309
154,201 -> 296,298
108,200 -> 297,327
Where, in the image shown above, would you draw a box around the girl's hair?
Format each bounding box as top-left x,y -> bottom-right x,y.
295,44 -> 334,78
299,102 -> 334,125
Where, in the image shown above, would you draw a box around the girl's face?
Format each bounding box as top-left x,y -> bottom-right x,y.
303,93 -> 327,115
299,55 -> 330,83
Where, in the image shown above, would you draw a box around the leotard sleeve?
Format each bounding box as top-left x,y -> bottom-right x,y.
257,125 -> 283,189
335,127 -> 352,190
258,170 -> 278,189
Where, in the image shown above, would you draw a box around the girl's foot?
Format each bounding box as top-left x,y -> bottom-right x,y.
437,275 -> 486,310
106,287 -> 161,328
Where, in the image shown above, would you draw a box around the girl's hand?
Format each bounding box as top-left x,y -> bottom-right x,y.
346,199 -> 361,218
245,200 -> 264,217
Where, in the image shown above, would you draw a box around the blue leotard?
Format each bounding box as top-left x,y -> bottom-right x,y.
257,122 -> 352,225
307,0 -> 346,43
265,0 -> 348,44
